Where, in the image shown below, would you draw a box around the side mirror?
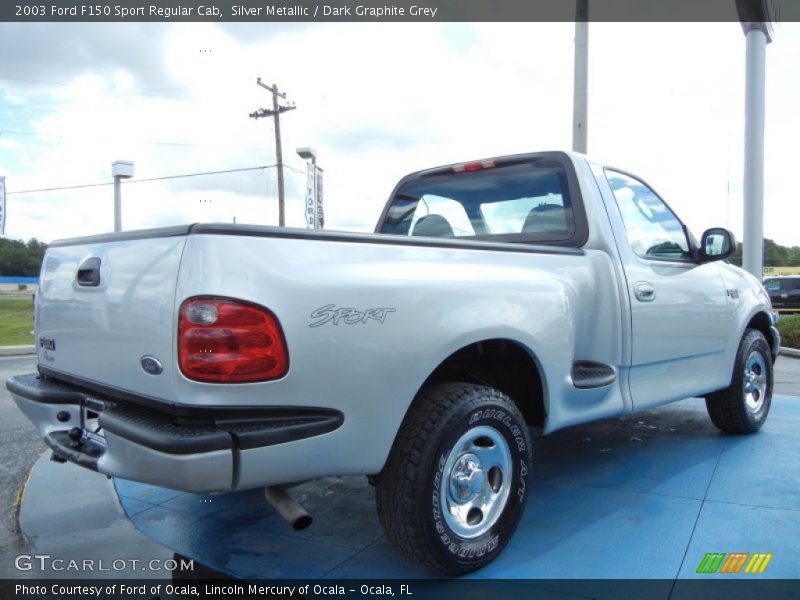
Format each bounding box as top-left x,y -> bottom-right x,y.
699,227 -> 736,262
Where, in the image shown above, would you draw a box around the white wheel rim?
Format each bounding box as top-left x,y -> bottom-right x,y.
743,350 -> 768,413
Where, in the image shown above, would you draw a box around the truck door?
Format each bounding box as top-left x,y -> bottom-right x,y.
599,169 -> 731,410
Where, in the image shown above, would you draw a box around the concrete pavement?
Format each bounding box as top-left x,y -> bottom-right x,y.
114,395 -> 800,583
3,353 -> 800,581
773,354 -> 800,396
16,455 -> 173,578
0,346 -> 35,357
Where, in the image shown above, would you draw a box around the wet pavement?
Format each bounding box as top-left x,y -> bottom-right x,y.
111,395 -> 800,581
5,353 -> 800,585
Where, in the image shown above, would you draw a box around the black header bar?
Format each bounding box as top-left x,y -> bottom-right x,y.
2,0 -> 798,23
3,578 -> 800,600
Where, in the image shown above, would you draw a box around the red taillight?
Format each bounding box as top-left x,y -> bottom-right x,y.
178,296 -> 288,383
452,159 -> 496,173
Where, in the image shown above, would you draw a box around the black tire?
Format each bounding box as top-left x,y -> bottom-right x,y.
706,329 -> 773,434
375,382 -> 531,574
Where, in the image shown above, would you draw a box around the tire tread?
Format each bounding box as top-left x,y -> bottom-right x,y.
706,329 -> 772,434
375,382 -> 528,574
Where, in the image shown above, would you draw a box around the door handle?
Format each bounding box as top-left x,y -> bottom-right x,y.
634,281 -> 655,302
77,257 -> 101,287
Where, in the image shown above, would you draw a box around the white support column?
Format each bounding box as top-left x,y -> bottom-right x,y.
572,4 -> 588,154
111,161 -> 134,233
113,177 -> 122,232
742,28 -> 767,279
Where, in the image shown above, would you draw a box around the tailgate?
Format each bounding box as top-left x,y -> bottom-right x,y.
36,231 -> 187,401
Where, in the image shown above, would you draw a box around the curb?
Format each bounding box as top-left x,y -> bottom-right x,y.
0,345 -> 35,357
780,347 -> 800,359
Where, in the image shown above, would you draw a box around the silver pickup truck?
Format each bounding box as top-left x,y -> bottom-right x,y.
8,151 -> 779,574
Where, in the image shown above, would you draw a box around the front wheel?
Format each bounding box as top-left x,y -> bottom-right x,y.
706,329 -> 773,434
375,383 -> 531,574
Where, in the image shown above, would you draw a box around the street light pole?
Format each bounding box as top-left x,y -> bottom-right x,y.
111,160 -> 134,232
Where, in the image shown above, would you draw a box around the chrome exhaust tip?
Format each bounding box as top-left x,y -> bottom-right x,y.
264,485 -> 312,530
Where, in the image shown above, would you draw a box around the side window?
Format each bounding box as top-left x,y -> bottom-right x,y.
605,170 -> 691,260
792,278 -> 800,291
764,279 -> 782,293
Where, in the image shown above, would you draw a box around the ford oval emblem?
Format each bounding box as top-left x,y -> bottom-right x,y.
140,356 -> 163,376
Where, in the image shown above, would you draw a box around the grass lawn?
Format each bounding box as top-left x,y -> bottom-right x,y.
0,297 -> 34,346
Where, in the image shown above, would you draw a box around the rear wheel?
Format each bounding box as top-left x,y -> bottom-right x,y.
375,383 -> 531,574
706,329 -> 773,434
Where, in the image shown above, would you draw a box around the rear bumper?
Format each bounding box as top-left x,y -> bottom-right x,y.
7,373 -> 343,493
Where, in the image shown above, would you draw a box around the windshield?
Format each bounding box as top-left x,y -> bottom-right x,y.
378,160 -> 579,244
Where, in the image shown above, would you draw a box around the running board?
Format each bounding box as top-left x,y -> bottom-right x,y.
572,361 -> 616,389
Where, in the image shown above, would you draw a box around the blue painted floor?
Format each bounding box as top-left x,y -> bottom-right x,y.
115,396 -> 800,581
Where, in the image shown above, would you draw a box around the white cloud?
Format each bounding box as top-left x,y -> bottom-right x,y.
1,22 -> 798,246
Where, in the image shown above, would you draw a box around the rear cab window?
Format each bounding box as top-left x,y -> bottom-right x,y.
377,153 -> 588,247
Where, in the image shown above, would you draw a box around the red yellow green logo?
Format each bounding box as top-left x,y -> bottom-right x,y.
696,552 -> 772,574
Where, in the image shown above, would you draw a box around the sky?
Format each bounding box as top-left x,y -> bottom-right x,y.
0,21 -> 799,247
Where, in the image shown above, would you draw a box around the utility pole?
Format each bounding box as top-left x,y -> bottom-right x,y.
249,78 -> 296,226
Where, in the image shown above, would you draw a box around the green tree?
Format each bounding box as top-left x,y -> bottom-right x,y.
729,238 -> 800,269
0,238 -> 48,277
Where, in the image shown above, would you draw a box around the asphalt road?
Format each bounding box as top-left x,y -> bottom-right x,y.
0,356 -> 45,575
0,354 -> 798,576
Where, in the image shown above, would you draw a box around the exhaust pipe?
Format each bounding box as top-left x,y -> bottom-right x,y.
264,485 -> 312,530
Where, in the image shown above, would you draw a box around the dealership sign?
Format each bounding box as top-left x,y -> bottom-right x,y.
305,164 -> 324,229
315,166 -> 324,229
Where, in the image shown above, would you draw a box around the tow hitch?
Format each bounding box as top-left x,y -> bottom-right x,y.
46,398 -> 108,469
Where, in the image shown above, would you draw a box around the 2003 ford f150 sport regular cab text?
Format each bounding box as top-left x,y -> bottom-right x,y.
8,151 -> 780,573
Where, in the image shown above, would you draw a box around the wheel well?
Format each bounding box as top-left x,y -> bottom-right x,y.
421,339 -> 546,429
747,311 -> 776,355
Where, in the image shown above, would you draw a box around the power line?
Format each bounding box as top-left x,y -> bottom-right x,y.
283,164 -> 307,176
6,164 -> 277,195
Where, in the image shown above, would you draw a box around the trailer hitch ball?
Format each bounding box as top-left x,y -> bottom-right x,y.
67,427 -> 82,448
